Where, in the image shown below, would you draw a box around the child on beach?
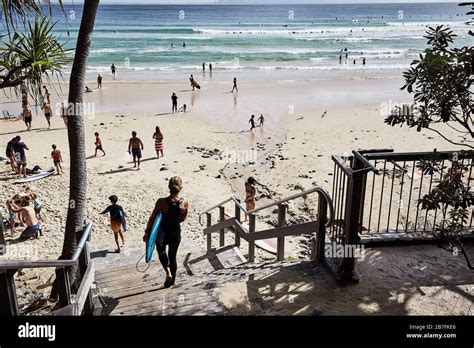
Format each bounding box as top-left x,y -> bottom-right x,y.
249,115 -> 256,131
258,114 -> 264,127
94,132 -> 106,156
101,195 -> 126,253
29,192 -> 42,221
153,127 -> 164,159
178,104 -> 187,113
128,131 -> 144,170
6,195 -> 20,235
245,177 -> 257,220
51,144 -> 63,174
232,77 -> 238,92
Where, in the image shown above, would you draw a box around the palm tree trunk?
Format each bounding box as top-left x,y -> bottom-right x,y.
63,0 -> 99,258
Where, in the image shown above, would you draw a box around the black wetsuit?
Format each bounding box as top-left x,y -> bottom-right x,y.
156,197 -> 183,281
172,95 -> 178,112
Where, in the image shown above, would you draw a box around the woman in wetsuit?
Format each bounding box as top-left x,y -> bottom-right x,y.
144,177 -> 189,288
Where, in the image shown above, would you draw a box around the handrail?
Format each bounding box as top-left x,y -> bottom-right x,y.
200,186 -> 334,227
0,221 -> 93,270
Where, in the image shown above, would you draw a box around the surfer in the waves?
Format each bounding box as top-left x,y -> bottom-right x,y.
144,177 -> 189,288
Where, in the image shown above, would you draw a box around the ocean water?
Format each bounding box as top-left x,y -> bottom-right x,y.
41,3 -> 473,73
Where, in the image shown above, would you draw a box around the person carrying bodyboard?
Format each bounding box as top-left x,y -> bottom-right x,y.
144,177 -> 189,288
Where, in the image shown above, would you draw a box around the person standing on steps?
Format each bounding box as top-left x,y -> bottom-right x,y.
144,177 -> 189,288
244,177 -> 257,221
171,92 -> 178,113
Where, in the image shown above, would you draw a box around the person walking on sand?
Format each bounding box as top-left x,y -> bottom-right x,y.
43,86 -> 51,105
244,177 -> 257,220
97,74 -> 103,89
258,114 -> 264,127
23,107 -> 32,131
60,102 -> 68,127
42,103 -> 52,129
232,77 -> 238,92
153,126 -> 164,159
101,195 -> 126,253
249,114 -> 256,131
128,131 -> 144,170
111,63 -> 116,77
13,136 -> 28,177
51,144 -> 63,174
6,137 -> 17,173
144,176 -> 189,288
94,132 -> 106,156
171,92 -> 178,113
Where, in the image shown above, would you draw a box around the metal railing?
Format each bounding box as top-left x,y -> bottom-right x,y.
0,221 -> 94,316
200,186 -> 334,263
332,149 -> 474,243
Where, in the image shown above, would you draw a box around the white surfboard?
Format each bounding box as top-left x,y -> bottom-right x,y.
15,170 -> 54,184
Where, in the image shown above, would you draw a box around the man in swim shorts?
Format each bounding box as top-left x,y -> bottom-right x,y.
128,131 -> 144,170
8,198 -> 41,239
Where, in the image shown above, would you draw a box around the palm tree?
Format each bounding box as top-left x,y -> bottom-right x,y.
62,0 -> 100,266
2,0 -> 100,289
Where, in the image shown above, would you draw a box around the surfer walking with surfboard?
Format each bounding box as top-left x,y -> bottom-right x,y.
144,177 -> 189,288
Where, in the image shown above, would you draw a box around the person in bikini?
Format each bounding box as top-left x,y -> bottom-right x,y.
128,131 -> 144,170
244,177 -> 257,220
152,127 -> 164,159
42,103 -> 52,129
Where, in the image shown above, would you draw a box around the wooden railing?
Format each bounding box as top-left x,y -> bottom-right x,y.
200,186 -> 334,262
0,221 -> 94,316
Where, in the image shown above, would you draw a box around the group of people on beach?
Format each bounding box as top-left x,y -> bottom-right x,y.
5,192 -> 42,239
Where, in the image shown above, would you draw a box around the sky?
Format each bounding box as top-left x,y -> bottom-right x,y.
69,0 -> 464,4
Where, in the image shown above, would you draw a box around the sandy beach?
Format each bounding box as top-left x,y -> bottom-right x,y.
1,69 -> 472,315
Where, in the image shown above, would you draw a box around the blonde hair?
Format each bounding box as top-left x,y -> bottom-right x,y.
29,192 -> 37,200
169,176 -> 183,195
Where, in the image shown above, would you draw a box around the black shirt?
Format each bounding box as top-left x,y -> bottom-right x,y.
102,204 -> 124,221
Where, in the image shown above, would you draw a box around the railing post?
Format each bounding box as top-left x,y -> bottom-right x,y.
206,213 -> 212,251
0,269 -> 20,316
219,206 -> 225,247
77,226 -> 93,316
55,267 -> 72,307
316,194 -> 328,262
277,203 -> 287,261
248,214 -> 256,262
234,200 -> 241,247
341,158 -> 364,282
